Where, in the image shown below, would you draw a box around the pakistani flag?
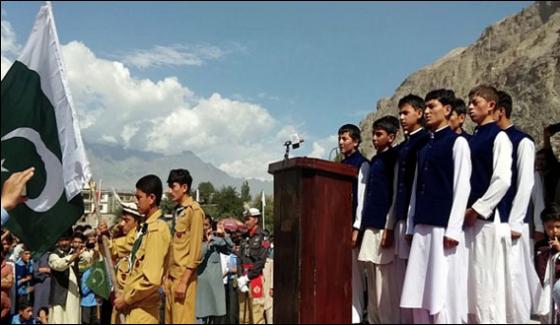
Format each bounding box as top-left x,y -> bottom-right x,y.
1,2 -> 91,254
86,261 -> 111,300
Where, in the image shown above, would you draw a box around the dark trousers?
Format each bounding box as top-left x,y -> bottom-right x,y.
81,306 -> 99,324
214,281 -> 239,324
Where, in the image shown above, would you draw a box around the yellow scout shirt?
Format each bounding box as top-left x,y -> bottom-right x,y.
108,228 -> 137,289
168,196 -> 205,279
123,209 -> 171,307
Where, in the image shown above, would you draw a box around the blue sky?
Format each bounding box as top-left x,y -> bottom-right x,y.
1,1 -> 532,179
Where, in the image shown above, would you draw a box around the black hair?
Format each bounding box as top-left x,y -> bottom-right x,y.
468,84 -> 499,104
425,89 -> 456,107
497,90 -> 513,118
136,174 -> 163,206
338,124 -> 362,145
38,307 -> 49,317
542,206 -> 560,223
451,98 -> 467,116
373,116 -> 400,135
72,231 -> 85,242
398,94 -> 425,111
167,169 -> 193,194
19,303 -> 30,311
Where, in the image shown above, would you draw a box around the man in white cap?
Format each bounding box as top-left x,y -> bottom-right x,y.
238,208 -> 270,324
98,200 -> 143,323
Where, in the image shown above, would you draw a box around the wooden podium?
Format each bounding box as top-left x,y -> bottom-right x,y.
268,157 -> 357,324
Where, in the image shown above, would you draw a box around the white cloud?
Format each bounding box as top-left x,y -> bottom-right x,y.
0,16 -> 303,180
121,125 -> 140,146
120,44 -> 227,69
308,135 -> 338,160
1,9 -> 18,80
1,10 -> 18,57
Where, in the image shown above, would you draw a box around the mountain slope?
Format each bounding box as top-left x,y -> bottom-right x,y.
85,142 -> 273,195
360,1 -> 560,157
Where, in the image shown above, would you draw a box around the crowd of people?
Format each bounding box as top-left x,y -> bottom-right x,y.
1,83 -> 559,324
1,169 -> 274,324
340,84 -> 560,324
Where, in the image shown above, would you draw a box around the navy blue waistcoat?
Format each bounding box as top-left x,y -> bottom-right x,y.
497,126 -> 534,224
342,150 -> 368,226
361,147 -> 398,229
459,131 -> 472,141
414,127 -> 458,227
468,122 -> 504,222
394,128 -> 430,222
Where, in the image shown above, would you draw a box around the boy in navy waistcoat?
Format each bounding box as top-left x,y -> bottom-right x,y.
400,89 -> 471,324
449,98 -> 472,140
384,94 -> 429,324
338,123 -> 369,324
464,85 -> 513,324
494,90 -> 541,324
357,116 -> 400,324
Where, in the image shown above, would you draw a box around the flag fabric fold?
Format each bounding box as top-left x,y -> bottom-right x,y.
1,2 -> 90,255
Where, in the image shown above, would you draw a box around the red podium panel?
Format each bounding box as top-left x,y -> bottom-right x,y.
268,158 -> 356,324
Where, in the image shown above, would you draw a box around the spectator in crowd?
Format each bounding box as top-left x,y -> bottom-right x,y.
37,307 -> 48,324
79,259 -> 98,325
541,123 -> 560,208
15,248 -> 34,307
32,253 -> 50,319
1,241 -> 14,320
196,215 -> 233,324
48,230 -> 84,324
11,303 -> 38,324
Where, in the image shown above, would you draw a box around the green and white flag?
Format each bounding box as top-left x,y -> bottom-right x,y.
86,260 -> 111,300
1,2 -> 91,254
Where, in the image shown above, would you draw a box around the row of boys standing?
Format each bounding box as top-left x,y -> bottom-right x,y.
340,85 -> 542,324
97,169 -> 270,324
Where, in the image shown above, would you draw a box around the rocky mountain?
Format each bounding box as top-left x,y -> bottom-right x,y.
360,1 -> 560,157
85,142 -> 273,195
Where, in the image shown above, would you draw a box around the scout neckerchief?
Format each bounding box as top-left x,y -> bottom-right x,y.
171,205 -> 185,236
128,211 -> 164,272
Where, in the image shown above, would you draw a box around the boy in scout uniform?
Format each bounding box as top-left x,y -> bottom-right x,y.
113,175 -> 171,324
98,201 -> 142,323
165,169 -> 205,324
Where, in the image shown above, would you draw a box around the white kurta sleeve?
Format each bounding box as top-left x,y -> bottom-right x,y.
509,138 -> 535,233
353,161 -> 370,230
472,131 -> 513,219
532,171 -> 545,233
405,165 -> 419,235
384,163 -> 400,230
48,253 -> 72,272
445,137 -> 471,241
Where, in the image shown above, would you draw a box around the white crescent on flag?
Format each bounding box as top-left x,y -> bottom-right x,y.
1,127 -> 64,212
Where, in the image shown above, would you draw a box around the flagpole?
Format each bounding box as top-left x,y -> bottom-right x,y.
93,180 -> 125,323
261,191 -> 266,231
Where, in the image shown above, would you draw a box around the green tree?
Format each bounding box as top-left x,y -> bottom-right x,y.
197,181 -> 215,204
212,186 -> 244,218
160,194 -> 176,215
240,180 -> 251,203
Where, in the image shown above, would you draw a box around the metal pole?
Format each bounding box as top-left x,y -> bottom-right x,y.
93,181 -> 126,324
261,191 -> 266,231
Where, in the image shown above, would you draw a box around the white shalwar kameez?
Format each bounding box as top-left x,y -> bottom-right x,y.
352,160 -> 369,323
48,252 -> 81,324
506,135 -> 542,324
400,135 -> 471,324
465,131 -> 513,324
